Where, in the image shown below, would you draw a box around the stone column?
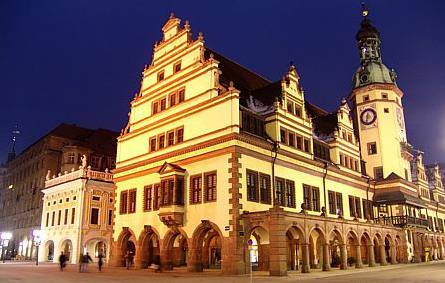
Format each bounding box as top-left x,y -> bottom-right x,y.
379,245 -> 387,266
322,243 -> 330,271
301,243 -> 311,273
187,247 -> 202,272
355,244 -> 363,268
340,244 -> 348,270
133,244 -> 143,269
412,233 -> 421,263
269,207 -> 287,276
368,244 -> 376,267
160,240 -> 173,271
390,244 -> 397,264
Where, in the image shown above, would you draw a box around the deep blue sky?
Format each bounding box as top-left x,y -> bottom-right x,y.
1,1 -> 444,163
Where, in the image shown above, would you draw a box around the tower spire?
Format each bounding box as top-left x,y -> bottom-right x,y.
361,2 -> 369,18
7,124 -> 20,162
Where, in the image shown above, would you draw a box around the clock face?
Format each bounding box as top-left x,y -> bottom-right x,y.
360,108 -> 377,125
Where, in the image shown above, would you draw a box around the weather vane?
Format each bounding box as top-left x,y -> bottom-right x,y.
361,2 -> 369,18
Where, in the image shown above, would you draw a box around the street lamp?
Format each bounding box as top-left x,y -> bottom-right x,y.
1,232 -> 12,263
32,230 -> 42,266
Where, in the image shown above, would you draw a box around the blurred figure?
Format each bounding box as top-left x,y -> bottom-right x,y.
79,252 -> 93,273
98,253 -> 104,272
125,251 -> 134,270
58,252 -> 67,271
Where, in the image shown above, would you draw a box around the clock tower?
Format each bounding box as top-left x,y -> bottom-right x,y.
350,6 -> 412,180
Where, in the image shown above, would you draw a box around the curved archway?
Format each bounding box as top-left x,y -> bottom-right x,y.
360,232 -> 372,266
162,228 -> 189,270
373,233 -> 385,265
384,234 -> 393,264
188,221 -> 223,272
286,226 -> 304,271
44,240 -> 54,262
117,228 -> 137,267
249,226 -> 269,271
346,230 -> 360,268
84,237 -> 108,263
328,229 -> 344,269
60,239 -> 73,262
307,227 -> 326,270
139,228 -> 160,268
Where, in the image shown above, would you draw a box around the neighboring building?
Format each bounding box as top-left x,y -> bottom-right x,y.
0,123 -> 117,260
39,165 -> 115,264
110,10 -> 445,276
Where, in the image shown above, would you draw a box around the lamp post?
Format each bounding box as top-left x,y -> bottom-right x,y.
1,232 -> 12,263
32,230 -> 41,266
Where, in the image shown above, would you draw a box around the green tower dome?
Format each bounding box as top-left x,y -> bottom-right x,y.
352,6 -> 397,89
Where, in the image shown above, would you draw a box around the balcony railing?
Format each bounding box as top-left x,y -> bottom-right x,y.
374,215 -> 429,228
45,166 -> 113,187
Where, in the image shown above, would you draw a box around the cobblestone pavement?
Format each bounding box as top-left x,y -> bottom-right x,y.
0,261 -> 444,283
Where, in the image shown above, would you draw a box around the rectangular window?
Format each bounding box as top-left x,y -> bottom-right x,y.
259,174 -> 271,204
157,71 -> 164,82
153,184 -> 160,210
311,187 -> 320,212
67,152 -> 75,164
190,175 -> 202,204
64,209 -> 68,225
51,211 -> 55,226
120,191 -> 128,214
303,184 -> 311,210
149,137 -> 157,152
46,212 -> 49,227
204,172 -> 217,202
92,196 -> 100,201
144,185 -> 152,211
285,180 -> 295,208
328,191 -> 336,215
347,134 -> 353,143
367,142 -> 377,155
90,208 -> 99,225
382,93 -> 388,99
169,93 -> 176,107
108,210 -> 113,225
363,95 -> 369,102
295,106 -> 302,117
303,138 -> 311,153
158,134 -> 165,149
275,178 -> 286,206
152,101 -> 159,115
374,166 -> 384,180
160,98 -> 166,111
178,89 -> 185,103
287,102 -> 294,113
176,177 -> 184,205
336,192 -> 343,215
167,131 -> 175,146
349,196 -> 355,218
280,128 -> 287,144
296,136 -> 303,150
247,170 -> 259,202
288,132 -> 295,147
128,190 -> 137,213
174,61 -> 182,73
57,210 -> 61,225
176,128 -> 184,143
71,208 -> 75,224
355,197 -> 362,218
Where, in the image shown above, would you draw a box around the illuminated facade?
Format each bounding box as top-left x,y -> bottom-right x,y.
0,123 -> 117,260
111,11 -> 445,276
39,165 -> 115,264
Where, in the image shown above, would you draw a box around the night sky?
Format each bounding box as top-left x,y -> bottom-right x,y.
1,1 -> 444,164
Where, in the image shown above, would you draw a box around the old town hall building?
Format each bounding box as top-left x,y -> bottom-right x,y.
110,10 -> 445,275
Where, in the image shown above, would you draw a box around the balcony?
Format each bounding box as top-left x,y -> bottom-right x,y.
374,215 -> 429,228
158,205 -> 185,227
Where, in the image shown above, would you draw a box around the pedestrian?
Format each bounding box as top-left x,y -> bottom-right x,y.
125,251 -> 134,270
79,252 -> 93,273
98,253 -> 104,272
59,252 -> 67,271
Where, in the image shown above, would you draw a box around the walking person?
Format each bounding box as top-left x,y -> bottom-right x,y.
58,252 -> 67,271
79,252 -> 93,273
98,253 -> 104,272
125,251 -> 134,270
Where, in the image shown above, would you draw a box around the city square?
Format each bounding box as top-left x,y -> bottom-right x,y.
1,1 -> 445,281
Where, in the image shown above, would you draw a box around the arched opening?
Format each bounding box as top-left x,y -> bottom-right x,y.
60,239 -> 73,262
308,227 -> 326,270
373,234 -> 384,264
163,229 -> 188,270
44,241 -> 54,262
360,233 -> 371,266
384,235 -> 392,263
395,236 -> 403,263
249,226 -> 269,271
84,238 -> 107,263
118,229 -> 137,267
286,226 -> 304,271
189,222 -> 223,272
140,230 -> 160,268
346,231 -> 359,268
328,230 -> 343,269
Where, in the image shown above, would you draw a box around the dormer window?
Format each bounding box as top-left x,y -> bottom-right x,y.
173,61 -> 182,73
363,95 -> 370,102
66,152 -> 75,164
157,71 -> 165,82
